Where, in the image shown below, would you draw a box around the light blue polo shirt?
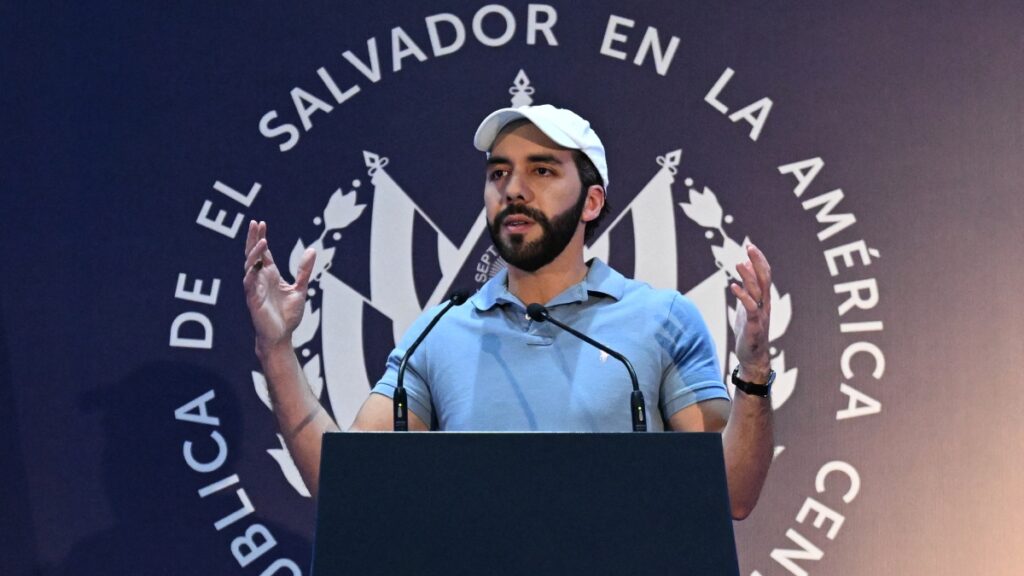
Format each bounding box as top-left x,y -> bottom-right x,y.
372,259 -> 728,431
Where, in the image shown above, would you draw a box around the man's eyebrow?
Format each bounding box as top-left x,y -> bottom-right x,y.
486,154 -> 565,166
485,154 -> 566,167
527,154 -> 564,164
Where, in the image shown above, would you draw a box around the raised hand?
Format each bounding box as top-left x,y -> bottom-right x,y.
243,220 -> 316,354
729,243 -> 773,382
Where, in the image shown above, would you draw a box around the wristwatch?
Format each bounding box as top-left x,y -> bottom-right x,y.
731,366 -> 775,398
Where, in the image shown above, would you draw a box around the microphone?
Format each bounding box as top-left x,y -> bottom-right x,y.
525,303 -> 647,432
394,290 -> 470,431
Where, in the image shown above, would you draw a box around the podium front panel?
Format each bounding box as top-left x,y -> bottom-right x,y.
313,432 -> 739,576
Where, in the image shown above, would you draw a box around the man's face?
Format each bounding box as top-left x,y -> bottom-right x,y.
484,122 -> 588,272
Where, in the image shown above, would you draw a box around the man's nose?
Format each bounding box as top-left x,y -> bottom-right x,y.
504,171 -> 532,203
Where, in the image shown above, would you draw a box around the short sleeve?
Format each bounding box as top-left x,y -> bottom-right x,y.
372,305 -> 447,426
656,293 -> 730,420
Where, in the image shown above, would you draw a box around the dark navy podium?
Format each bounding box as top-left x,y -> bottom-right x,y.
312,432 -> 739,575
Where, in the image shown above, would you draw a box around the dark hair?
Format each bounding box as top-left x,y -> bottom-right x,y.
573,150 -> 611,242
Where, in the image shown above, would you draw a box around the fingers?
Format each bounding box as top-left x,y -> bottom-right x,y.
242,221 -> 315,296
747,243 -> 772,293
244,238 -> 268,276
732,243 -> 773,313
294,248 -> 317,293
729,280 -> 760,314
257,221 -> 277,266
244,221 -> 269,265
733,260 -> 762,305
244,220 -> 259,256
243,221 -> 278,274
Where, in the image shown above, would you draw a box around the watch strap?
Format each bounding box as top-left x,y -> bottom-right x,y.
731,366 -> 775,398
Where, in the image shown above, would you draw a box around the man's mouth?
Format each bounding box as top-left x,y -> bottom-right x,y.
503,215 -> 535,232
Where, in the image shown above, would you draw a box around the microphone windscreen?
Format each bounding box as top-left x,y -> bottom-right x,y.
448,290 -> 472,306
526,303 -> 549,322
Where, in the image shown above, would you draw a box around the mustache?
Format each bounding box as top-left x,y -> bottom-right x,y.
495,204 -> 549,227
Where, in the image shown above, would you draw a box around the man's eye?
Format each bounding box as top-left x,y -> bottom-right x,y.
536,167 -> 552,176
489,169 -> 507,180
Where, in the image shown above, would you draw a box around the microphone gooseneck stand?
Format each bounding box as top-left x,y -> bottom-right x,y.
525,303 -> 647,432
394,292 -> 469,431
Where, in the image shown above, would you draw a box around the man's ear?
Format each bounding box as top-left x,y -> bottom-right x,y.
581,185 -> 605,223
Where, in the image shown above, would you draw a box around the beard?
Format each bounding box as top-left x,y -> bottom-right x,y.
488,188 -> 587,273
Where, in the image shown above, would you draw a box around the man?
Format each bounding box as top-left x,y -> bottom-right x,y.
243,105 -> 774,519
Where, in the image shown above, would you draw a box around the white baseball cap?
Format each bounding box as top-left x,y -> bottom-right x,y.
473,104 -> 609,190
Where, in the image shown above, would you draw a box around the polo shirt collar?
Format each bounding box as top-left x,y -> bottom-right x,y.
470,258 -> 626,311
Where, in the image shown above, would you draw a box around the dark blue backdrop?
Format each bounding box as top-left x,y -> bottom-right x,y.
3,2 -> 1022,574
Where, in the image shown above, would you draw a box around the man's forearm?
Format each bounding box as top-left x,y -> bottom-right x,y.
257,340 -> 340,497
722,388 -> 774,520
